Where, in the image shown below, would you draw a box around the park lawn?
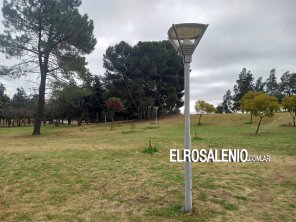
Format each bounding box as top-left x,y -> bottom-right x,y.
0,113 -> 295,221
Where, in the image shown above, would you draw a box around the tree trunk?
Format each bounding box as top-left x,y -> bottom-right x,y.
77,118 -> 82,126
95,112 -> 99,123
68,118 -> 71,125
250,112 -> 253,124
256,116 -> 263,134
32,72 -> 46,135
290,111 -> 296,127
198,114 -> 202,125
33,24 -> 52,135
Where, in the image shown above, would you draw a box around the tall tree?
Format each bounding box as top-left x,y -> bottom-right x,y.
222,90 -> 233,113
12,88 -> 27,108
103,41 -> 137,116
0,83 -> 10,123
233,68 -> 254,111
254,77 -> 265,92
0,83 -> 9,110
86,75 -> 106,123
103,41 -> 183,119
265,69 -> 282,100
280,72 -> 296,97
0,0 -> 96,135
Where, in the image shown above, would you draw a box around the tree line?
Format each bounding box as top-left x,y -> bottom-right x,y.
0,39 -> 184,128
0,0 -> 184,134
197,68 -> 296,133
0,1 -> 295,135
218,68 -> 296,113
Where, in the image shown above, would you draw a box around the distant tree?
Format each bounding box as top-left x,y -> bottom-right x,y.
282,95 -> 296,127
280,72 -> 296,97
0,83 -> 10,125
222,90 -> 233,113
233,68 -> 254,111
265,69 -> 282,101
11,88 -> 29,126
254,77 -> 265,92
106,97 -> 124,129
25,94 -> 38,125
56,83 -> 91,126
45,93 -> 66,125
103,41 -> 136,115
12,88 -> 27,108
240,91 -> 260,123
195,100 -> 206,125
104,41 -> 184,119
84,75 -> 105,123
0,0 -> 96,135
215,104 -> 224,114
0,83 -> 9,110
252,93 -> 280,134
205,103 -> 216,114
194,100 -> 215,125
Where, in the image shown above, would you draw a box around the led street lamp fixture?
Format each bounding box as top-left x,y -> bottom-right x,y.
168,23 -> 208,63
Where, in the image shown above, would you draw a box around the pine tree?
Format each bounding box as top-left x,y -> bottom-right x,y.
0,0 -> 96,135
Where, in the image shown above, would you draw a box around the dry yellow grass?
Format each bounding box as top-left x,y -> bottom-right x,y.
0,113 -> 295,221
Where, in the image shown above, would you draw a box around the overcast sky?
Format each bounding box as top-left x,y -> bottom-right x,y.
0,0 -> 295,112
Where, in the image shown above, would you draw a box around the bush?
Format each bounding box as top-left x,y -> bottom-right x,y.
143,140 -> 159,154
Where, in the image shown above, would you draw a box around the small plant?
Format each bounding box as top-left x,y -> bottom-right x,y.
143,140 -> 158,154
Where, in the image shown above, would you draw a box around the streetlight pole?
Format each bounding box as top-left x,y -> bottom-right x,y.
168,23 -> 208,212
154,106 -> 159,125
184,60 -> 192,211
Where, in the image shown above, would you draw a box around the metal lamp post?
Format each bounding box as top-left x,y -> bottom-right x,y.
154,106 -> 159,125
168,23 -> 208,212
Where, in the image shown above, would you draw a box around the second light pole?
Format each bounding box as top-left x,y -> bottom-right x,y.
168,23 -> 208,212
154,106 -> 159,125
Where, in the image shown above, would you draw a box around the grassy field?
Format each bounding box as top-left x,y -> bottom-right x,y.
0,113 -> 295,221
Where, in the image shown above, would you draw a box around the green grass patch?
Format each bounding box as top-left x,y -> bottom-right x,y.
213,199 -> 238,211
143,146 -> 159,154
